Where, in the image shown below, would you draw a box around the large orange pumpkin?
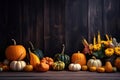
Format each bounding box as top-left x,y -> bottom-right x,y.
5,39 -> 26,61
71,51 -> 86,66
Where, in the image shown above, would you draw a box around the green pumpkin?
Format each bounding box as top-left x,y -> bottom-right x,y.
54,44 -> 70,68
29,41 -> 44,59
52,61 -> 65,71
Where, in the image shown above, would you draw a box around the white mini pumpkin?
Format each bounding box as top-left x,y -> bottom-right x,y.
87,56 -> 102,68
68,63 -> 81,71
10,61 -> 26,71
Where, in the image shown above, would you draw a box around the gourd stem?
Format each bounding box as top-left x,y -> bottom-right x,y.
78,51 -> 80,53
92,56 -> 96,60
28,41 -> 35,50
12,39 -> 16,45
61,44 -> 65,54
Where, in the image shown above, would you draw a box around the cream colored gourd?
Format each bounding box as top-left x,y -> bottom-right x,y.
10,61 -> 26,71
87,56 -> 102,68
68,62 -> 81,71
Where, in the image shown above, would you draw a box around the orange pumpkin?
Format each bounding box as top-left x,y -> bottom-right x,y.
5,39 -> 26,61
35,63 -> 49,72
114,57 -> 120,70
71,51 -> 86,66
41,57 -> 54,69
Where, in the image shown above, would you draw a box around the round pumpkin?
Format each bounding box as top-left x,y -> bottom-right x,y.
81,65 -> 88,71
114,57 -> 120,70
5,39 -> 26,61
97,67 -> 105,73
52,61 -> 65,71
68,62 -> 81,71
71,51 -> 86,66
10,61 -> 26,71
87,56 -> 102,68
23,64 -> 33,72
89,66 -> 97,72
35,63 -> 49,72
54,44 -> 70,68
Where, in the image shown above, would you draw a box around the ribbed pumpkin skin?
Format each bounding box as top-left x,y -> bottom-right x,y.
114,57 -> 120,70
52,61 -> 65,71
30,52 -> 40,69
5,45 -> 26,61
71,51 -> 86,66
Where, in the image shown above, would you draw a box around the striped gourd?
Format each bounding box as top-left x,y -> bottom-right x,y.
52,61 -> 65,71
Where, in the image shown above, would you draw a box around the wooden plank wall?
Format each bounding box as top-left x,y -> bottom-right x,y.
0,0 -> 120,61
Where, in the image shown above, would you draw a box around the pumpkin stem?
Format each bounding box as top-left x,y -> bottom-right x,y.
78,51 -> 80,53
92,56 -> 96,60
12,39 -> 16,45
61,44 -> 65,54
28,41 -> 35,50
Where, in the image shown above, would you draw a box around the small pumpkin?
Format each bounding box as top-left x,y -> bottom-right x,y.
41,57 -> 54,69
68,60 -> 81,71
97,67 -> 105,73
2,65 -> 10,71
81,65 -> 88,71
52,61 -> 65,71
29,41 -> 44,59
87,56 -> 102,68
105,48 -> 114,57
5,39 -> 26,61
105,61 -> 113,73
114,57 -> 120,70
89,66 -> 97,72
114,47 -> 120,56
54,44 -> 70,68
71,51 -> 86,66
23,64 -> 33,72
112,67 -> 117,72
10,60 -> 26,71
35,63 -> 49,72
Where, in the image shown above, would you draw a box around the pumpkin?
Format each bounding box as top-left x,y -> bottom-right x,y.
35,63 -> 49,72
10,61 -> 26,71
54,44 -> 70,68
29,41 -> 44,59
68,60 -> 81,71
41,57 -> 54,69
105,48 -> 114,57
71,51 -> 86,66
27,48 -> 40,69
105,61 -> 113,73
114,47 -> 120,56
2,65 -> 9,71
81,65 -> 88,71
23,64 -> 33,72
114,57 -> 120,70
52,61 -> 65,71
97,67 -> 105,73
87,56 -> 102,68
5,39 -> 26,61
89,66 -> 97,72
0,67 -> 3,71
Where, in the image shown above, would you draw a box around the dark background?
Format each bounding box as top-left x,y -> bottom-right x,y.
0,0 -> 120,61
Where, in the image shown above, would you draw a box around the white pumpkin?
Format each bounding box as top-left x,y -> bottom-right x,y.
10,61 -> 26,71
87,56 -> 102,68
68,63 -> 81,71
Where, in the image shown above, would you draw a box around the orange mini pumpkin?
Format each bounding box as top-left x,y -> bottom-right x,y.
71,51 -> 86,66
35,63 -> 49,72
5,39 -> 26,61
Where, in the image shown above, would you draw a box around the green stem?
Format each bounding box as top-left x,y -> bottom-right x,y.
28,41 -> 35,50
61,44 -> 65,54
11,39 -> 16,45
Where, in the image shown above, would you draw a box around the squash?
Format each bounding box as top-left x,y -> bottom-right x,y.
105,48 -> 114,57
35,63 -> 49,72
23,64 -> 33,72
97,67 -> 105,73
68,60 -> 81,71
5,39 -> 26,61
105,61 -> 113,73
112,67 -> 117,72
27,48 -> 40,69
71,51 -> 86,66
10,61 -> 26,71
54,44 -> 70,68
81,65 -> 88,71
29,41 -> 44,59
41,57 -> 54,69
87,56 -> 102,68
89,66 -> 97,72
52,61 -> 65,71
114,57 -> 120,70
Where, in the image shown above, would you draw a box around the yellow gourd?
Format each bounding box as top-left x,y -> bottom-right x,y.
105,61 -> 113,73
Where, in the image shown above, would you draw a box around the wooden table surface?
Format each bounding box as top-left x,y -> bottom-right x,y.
0,71 -> 120,80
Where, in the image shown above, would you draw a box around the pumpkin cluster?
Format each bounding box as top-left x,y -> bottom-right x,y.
0,31 -> 120,73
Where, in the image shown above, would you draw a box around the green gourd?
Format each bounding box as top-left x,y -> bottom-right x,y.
52,61 -> 65,71
29,41 -> 44,60
54,44 -> 70,68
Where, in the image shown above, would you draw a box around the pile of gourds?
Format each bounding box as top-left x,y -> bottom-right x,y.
0,31 -> 120,73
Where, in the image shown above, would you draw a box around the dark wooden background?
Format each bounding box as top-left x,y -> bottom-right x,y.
0,0 -> 120,61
